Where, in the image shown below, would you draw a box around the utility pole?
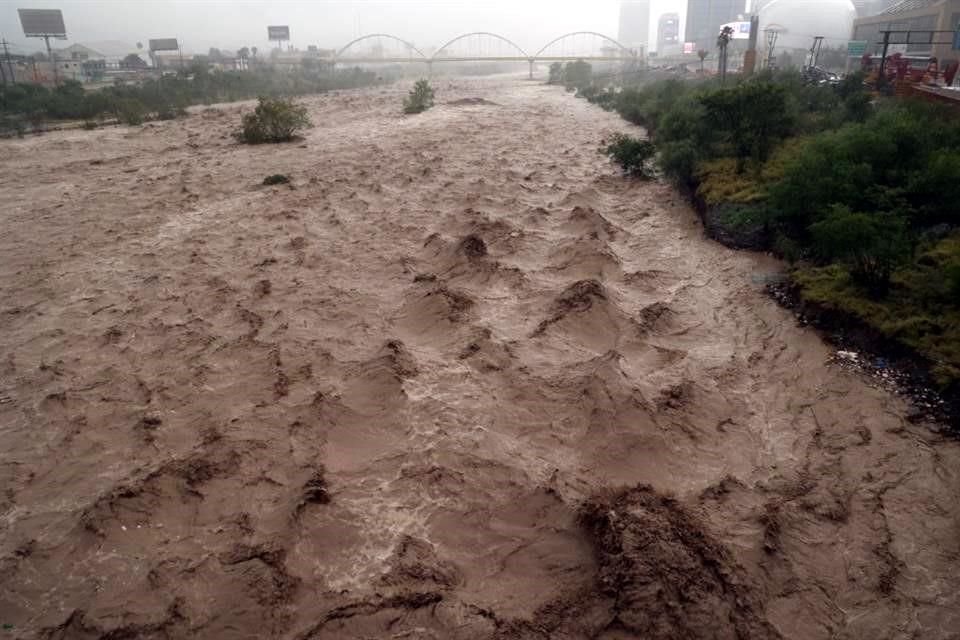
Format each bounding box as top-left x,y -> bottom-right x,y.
764,29 -> 778,69
806,35 -> 824,70
0,38 -> 10,86
744,14 -> 759,75
878,29 -> 891,79
43,34 -> 58,86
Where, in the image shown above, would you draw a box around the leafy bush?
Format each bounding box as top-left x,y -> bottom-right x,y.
156,102 -> 187,121
809,205 -> 910,294
0,114 -> 26,137
403,79 -> 435,114
237,96 -> 311,144
605,133 -> 655,177
263,174 -> 290,185
948,263 -> 960,301
548,62 -> 564,85
116,99 -> 146,125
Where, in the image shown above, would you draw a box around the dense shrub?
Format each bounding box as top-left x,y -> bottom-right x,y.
546,60 -> 593,91
563,60 -> 592,91
769,102 -> 960,236
809,205 -> 910,294
403,79 -> 435,114
115,99 -> 146,125
548,62 -> 564,85
237,96 -> 311,143
263,174 -> 290,185
605,134 -> 655,177
654,95 -> 711,184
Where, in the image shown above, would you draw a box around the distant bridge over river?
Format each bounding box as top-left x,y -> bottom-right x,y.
328,31 -> 640,77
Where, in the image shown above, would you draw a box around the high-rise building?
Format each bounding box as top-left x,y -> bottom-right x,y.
684,0 -> 746,50
657,13 -> 681,52
618,0 -> 651,50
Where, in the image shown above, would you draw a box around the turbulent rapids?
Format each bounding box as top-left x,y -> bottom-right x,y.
1,77 -> 959,640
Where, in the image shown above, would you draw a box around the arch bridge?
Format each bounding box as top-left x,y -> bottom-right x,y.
331,31 -> 639,77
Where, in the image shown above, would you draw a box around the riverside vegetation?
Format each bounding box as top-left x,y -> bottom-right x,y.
0,65 -> 378,134
403,79 -> 435,114
582,73 -> 960,395
236,96 -> 311,144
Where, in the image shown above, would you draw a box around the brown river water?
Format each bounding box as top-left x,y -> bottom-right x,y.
1,77 -> 958,639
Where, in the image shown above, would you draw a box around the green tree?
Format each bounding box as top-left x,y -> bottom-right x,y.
700,81 -> 791,172
655,95 -> 711,183
548,62 -> 564,84
563,60 -> 592,91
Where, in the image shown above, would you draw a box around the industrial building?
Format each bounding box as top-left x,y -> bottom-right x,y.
851,0 -> 960,59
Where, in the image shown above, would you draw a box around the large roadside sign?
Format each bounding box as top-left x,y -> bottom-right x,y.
847,40 -> 867,57
268,25 -> 290,41
18,8 -> 67,37
149,38 -> 179,52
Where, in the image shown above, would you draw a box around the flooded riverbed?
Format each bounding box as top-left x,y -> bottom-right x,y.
1,77 -> 958,639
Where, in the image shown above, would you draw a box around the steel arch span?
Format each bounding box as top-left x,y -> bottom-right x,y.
431,32 -> 530,60
533,31 -> 636,59
335,33 -> 428,59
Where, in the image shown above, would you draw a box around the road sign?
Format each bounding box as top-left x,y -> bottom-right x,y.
18,9 -> 66,38
149,38 -> 179,52
268,26 -> 290,41
847,40 -> 867,57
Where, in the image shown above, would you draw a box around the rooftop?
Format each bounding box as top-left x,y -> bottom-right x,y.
880,0 -> 939,14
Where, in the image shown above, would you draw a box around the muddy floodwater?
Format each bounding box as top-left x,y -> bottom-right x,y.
1,77 -> 959,640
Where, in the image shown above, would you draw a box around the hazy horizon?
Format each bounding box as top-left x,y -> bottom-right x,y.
0,0 -> 692,57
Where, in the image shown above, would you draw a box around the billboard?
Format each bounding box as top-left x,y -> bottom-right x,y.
149,38 -> 179,52
720,21 -> 752,40
268,25 -> 290,41
847,40 -> 867,57
658,13 -> 680,46
683,41 -> 696,54
18,8 -> 67,37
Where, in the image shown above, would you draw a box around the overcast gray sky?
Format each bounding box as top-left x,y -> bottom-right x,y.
0,0 -> 690,55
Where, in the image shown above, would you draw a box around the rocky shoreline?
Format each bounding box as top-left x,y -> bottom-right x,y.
766,279 -> 958,431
